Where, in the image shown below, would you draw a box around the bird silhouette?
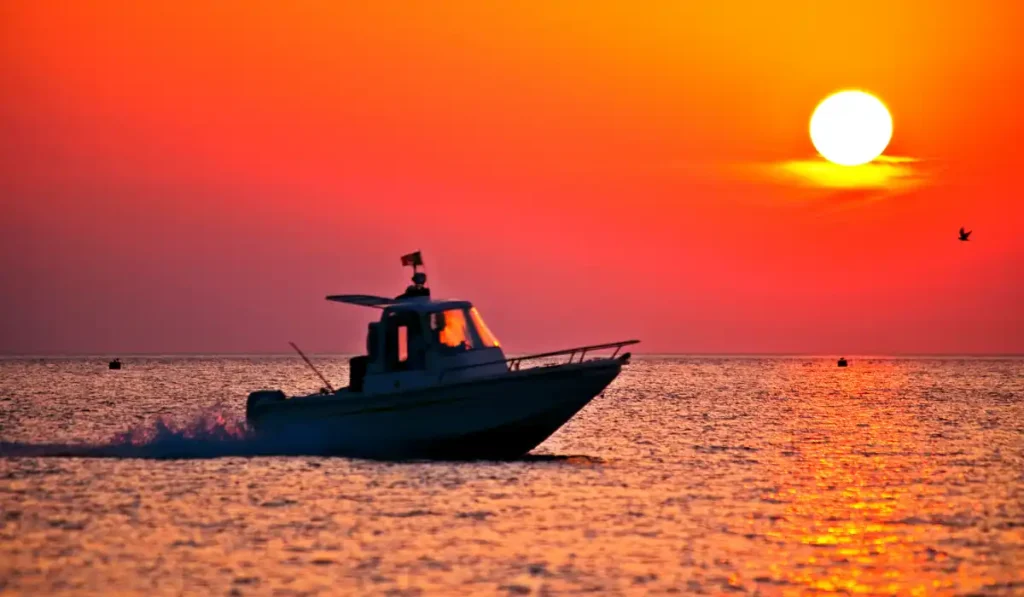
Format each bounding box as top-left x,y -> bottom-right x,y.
958,227 -> 972,242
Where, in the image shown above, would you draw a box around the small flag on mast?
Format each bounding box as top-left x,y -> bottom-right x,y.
400,251 -> 423,267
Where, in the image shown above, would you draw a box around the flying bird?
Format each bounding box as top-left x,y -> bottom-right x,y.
958,227 -> 972,242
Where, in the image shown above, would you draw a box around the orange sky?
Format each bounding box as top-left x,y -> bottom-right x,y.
1,1 -> 1022,354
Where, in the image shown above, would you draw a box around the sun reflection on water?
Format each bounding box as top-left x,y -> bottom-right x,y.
757,362 -> 995,595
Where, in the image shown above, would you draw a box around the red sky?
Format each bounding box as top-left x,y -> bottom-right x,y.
1,1 -> 1022,354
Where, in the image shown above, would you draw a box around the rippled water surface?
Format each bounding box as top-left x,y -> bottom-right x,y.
1,356 -> 1022,595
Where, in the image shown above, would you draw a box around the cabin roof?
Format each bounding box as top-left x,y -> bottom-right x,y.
385,298 -> 473,314
326,294 -> 472,313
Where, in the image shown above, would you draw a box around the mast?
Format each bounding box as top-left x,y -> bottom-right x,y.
398,251 -> 430,298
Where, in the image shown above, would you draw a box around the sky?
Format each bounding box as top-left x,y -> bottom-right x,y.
1,1 -> 1022,355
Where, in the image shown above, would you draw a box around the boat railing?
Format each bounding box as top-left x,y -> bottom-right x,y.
438,339 -> 639,382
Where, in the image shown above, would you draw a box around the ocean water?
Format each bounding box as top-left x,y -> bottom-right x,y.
1,356 -> 1022,595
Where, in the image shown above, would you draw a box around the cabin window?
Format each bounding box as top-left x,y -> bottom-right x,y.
469,307 -> 500,347
429,307 -> 501,353
366,323 -> 380,360
397,326 -> 408,363
385,311 -> 425,371
431,309 -> 475,352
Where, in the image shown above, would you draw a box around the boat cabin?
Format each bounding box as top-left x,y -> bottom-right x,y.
327,272 -> 507,394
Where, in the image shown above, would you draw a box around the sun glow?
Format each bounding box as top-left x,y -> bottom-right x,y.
810,91 -> 892,166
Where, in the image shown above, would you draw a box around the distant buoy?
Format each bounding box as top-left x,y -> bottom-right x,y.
837,357 -> 848,367
109,359 -> 122,370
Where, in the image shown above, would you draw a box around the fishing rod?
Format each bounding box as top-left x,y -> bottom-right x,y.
288,341 -> 335,393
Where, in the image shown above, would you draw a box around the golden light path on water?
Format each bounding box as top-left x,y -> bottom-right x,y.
0,356 -> 1021,594
766,367 -> 953,594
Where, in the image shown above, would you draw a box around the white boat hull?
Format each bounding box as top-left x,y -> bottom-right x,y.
246,358 -> 623,459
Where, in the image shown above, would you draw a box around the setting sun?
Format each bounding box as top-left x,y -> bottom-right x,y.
810,91 -> 893,166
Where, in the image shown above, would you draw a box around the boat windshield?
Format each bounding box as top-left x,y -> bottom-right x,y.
469,307 -> 500,347
430,308 -> 500,352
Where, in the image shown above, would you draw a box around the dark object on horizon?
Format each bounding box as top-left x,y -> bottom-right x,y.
108,359 -> 122,370
958,227 -> 972,241
837,357 -> 848,367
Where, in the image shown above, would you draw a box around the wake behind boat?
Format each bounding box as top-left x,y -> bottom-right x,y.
246,252 -> 638,460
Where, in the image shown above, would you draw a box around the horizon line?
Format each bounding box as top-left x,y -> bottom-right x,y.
2,351 -> 1022,359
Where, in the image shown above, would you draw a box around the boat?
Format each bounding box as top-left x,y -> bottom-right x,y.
837,357 -> 848,367
108,358 -> 122,370
245,252 -> 638,460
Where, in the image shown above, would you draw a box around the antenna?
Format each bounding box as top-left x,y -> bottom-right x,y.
398,251 -> 430,298
288,341 -> 335,393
